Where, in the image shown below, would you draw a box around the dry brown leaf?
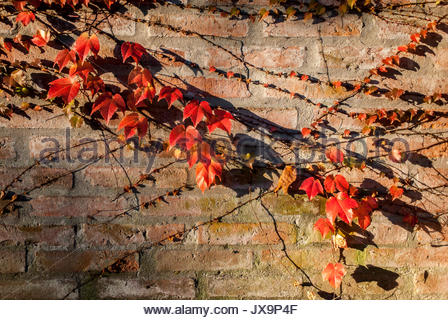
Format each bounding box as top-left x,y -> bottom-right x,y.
274,165 -> 297,194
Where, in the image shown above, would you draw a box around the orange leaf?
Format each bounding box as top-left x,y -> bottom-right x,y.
390,185 -> 403,201
31,29 -> 50,47
326,192 -> 358,224
324,174 -> 349,193
16,11 -> 35,26
322,263 -> 346,289
313,218 -> 335,238
196,159 -> 222,192
169,124 -> 202,150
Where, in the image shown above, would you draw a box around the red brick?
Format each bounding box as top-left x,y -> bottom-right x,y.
81,167 -> 145,188
207,276 -> 302,298
81,223 -> 184,247
369,217 -> 410,245
30,167 -> 73,189
263,14 -> 361,37
140,193 -> 238,216
0,248 -> 25,273
0,225 -> 74,248
30,196 -> 127,217
154,249 -> 252,271
33,250 -> 139,272
148,14 -> 248,38
366,246 -> 448,268
198,222 -> 296,245
81,224 -> 146,247
0,280 -> 78,299
96,278 -> 196,299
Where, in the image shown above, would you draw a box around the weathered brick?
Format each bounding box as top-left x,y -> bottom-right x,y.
0,280 -> 78,299
33,250 -> 139,273
203,46 -> 304,69
0,225 -> 74,248
262,193 -> 322,216
148,14 -> 248,38
140,193 -> 238,216
0,248 -> 26,273
263,14 -> 361,38
415,270 -> 448,297
154,249 -> 252,271
95,278 -> 196,299
81,223 -> 184,247
0,137 -> 16,159
198,222 -> 296,245
207,276 -> 302,298
30,196 -> 127,217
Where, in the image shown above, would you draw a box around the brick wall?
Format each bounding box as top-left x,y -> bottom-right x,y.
1,1 -> 448,299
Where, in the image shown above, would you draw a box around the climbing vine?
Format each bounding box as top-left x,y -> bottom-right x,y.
1,0 -> 448,298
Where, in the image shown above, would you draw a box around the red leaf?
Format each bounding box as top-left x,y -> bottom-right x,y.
187,142 -> 212,168
390,185 -> 403,201
301,127 -> 311,137
324,174 -> 349,193
343,129 -> 350,137
299,177 -> 323,201
85,75 -> 105,96
206,109 -> 234,134
117,112 -> 148,140
128,67 -> 154,87
69,61 -> 94,82
354,200 -> 373,229
13,1 -> 27,11
169,125 -> 202,150
16,11 -> 35,26
398,45 -> 408,52
158,86 -> 183,108
54,49 -> 76,72
121,41 -> 146,63
47,76 -> 80,104
91,92 -> 126,124
326,192 -> 358,224
183,100 -> 213,127
196,159 -> 222,192
313,218 -> 335,238
322,263 -> 346,289
31,29 -> 50,47
325,147 -> 344,163
411,33 -> 421,43
74,32 -> 99,62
